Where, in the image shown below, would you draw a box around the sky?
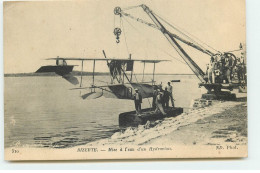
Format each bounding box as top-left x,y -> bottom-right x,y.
3,0 -> 246,74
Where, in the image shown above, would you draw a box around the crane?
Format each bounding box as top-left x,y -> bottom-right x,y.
113,4 -> 246,100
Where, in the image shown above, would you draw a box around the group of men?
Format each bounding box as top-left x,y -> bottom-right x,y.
133,82 -> 175,115
206,52 -> 246,84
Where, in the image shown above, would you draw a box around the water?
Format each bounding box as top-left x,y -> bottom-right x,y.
4,75 -> 205,148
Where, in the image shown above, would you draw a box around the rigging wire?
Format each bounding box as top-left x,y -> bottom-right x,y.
133,72 -> 152,108
121,16 -> 187,65
121,17 -> 130,55
95,78 -> 109,85
121,11 -> 160,30
154,13 -> 206,51
113,14 -> 115,30
153,12 -> 221,54
122,5 -> 141,11
122,5 -> 219,54
120,5 -> 214,54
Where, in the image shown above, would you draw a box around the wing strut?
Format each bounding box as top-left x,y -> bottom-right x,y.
102,50 -> 114,84
120,67 -> 131,83
152,62 -> 156,85
142,62 -> 146,82
129,54 -> 133,82
92,60 -> 96,91
80,60 -> 84,87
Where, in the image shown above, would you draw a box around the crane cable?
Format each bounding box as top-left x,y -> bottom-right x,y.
122,5 -> 141,11
121,17 -> 130,55
120,7 -> 205,51
120,6 -> 221,56
120,8 -> 206,81
154,13 -> 210,52
153,12 -> 221,54
121,16 -> 187,65
133,72 -> 152,109
121,11 -> 160,30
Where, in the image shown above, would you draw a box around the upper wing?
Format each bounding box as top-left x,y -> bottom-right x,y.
46,57 -> 170,63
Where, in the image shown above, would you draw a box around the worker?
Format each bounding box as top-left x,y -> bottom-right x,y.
224,55 -> 232,83
152,87 -> 159,110
240,52 -> 247,82
159,83 -> 163,91
215,53 -> 222,62
167,82 -> 175,108
218,60 -> 224,83
133,88 -> 142,114
206,64 -> 209,83
163,87 -> 169,108
242,63 -> 247,82
155,91 -> 166,116
210,56 -> 216,83
241,52 -> 245,64
208,58 -> 213,83
231,56 -> 237,81
220,55 -> 226,79
214,61 -> 222,83
236,59 -> 243,83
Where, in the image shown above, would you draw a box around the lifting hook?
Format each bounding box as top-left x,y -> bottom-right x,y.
114,27 -> 122,44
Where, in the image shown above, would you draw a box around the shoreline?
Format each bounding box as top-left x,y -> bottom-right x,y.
4,93 -> 247,160
86,93 -> 247,147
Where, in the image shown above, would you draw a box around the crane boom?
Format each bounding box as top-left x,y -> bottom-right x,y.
114,4 -> 247,99
140,4 -> 205,82
120,10 -> 215,57
167,32 -> 214,56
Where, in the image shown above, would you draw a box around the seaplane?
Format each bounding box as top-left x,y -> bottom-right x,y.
36,51 -> 185,127
36,50 -> 170,100
36,51 -> 184,127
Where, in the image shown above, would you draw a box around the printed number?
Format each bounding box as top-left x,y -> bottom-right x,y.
12,149 -> 19,153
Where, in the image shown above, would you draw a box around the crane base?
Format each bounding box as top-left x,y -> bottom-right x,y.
202,91 -> 236,101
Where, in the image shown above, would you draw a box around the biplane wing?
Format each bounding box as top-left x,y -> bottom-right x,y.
46,57 -> 169,63
35,52 -> 170,100
71,82 -> 159,100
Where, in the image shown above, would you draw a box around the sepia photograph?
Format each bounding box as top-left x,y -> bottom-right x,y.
4,0 -> 247,160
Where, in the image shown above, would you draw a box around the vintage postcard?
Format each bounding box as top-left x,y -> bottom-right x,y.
4,0 -> 247,160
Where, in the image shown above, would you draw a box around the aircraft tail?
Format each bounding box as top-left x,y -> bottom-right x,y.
36,65 -> 79,85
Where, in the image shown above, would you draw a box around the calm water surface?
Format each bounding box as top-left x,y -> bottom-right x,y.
4,75 -> 205,148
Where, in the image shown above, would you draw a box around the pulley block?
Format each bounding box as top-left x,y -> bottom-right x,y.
114,27 -> 122,43
114,7 -> 122,16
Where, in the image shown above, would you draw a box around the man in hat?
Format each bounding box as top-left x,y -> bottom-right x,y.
167,82 -> 175,108
155,90 -> 166,116
152,87 -> 159,110
162,87 -> 170,108
133,88 -> 142,114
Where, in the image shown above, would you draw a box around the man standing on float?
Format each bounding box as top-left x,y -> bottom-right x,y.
167,82 -> 175,108
133,88 -> 142,114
